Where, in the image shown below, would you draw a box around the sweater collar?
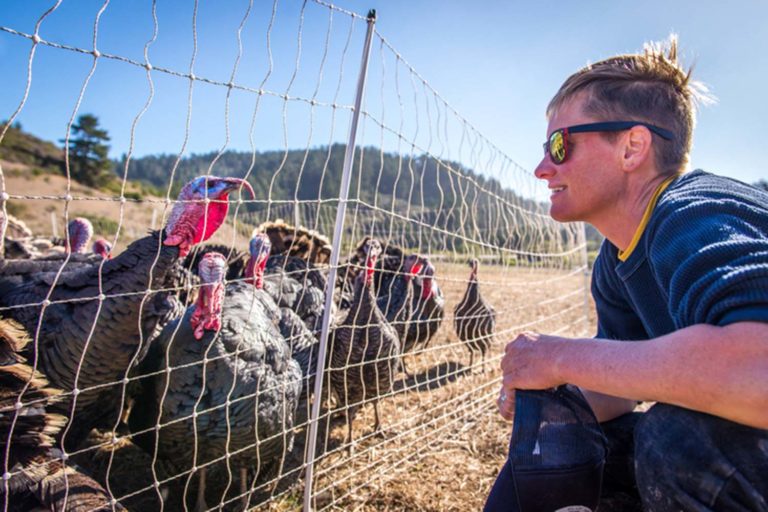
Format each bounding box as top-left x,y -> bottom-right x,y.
618,174 -> 678,262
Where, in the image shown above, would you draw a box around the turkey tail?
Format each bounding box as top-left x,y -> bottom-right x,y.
255,219 -> 332,265
12,459 -> 124,511
0,317 -> 27,365
0,317 -> 66,467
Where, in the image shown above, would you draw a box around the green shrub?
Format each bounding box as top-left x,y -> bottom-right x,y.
6,201 -> 27,217
79,214 -> 119,237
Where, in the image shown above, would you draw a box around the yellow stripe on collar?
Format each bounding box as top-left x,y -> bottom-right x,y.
618,175 -> 678,262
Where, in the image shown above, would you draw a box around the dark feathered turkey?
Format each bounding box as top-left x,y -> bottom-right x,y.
454,258 -> 496,372
129,251 -> 301,510
344,239 -> 445,372
248,234 -> 320,428
0,317 -> 124,511
375,253 -> 419,342
403,259 -> 445,354
328,239 -> 401,448
0,176 -> 253,449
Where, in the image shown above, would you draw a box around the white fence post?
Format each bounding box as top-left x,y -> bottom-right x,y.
50,211 -> 58,238
302,9 -> 377,512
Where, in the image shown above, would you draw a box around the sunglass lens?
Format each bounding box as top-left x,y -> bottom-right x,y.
550,130 -> 566,163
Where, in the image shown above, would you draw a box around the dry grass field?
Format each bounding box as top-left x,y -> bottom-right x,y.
2,168 -> 595,510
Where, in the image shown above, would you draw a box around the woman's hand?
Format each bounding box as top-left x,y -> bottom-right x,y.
500,331 -> 566,397
497,386 -> 515,421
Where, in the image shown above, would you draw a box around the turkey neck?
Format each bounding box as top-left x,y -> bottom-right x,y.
378,272 -> 413,337
349,273 -> 378,323
462,272 -> 482,304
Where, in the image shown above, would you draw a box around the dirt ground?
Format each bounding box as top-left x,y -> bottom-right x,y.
2,169 -> 594,511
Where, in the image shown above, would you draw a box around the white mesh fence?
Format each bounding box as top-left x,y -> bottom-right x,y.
0,1 -> 589,511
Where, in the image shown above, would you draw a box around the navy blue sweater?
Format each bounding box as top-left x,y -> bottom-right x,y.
592,170 -> 768,340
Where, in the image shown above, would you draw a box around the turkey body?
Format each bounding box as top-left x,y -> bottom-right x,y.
130,281 -> 302,493
264,252 -> 327,334
328,272 -> 401,443
404,280 -> 445,355
0,232 -> 183,446
453,260 -> 496,371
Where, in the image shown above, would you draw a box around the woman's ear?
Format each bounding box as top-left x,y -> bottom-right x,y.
621,125 -> 654,172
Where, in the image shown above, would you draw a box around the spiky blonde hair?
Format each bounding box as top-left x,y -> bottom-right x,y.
547,35 -> 715,175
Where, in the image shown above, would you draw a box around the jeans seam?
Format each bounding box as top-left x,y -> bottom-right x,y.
708,465 -> 738,509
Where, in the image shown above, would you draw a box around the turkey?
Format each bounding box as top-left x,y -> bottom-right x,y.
0,216 -> 92,261
400,258 -> 445,376
328,239 -> 402,450
129,250 -> 302,511
453,258 -> 496,372
0,175 -> 253,449
376,252 -> 420,342
246,233 -> 320,426
343,238 -> 446,375
0,317 -> 124,511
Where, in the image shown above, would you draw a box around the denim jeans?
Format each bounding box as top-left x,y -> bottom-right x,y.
601,404 -> 768,512
486,404 -> 768,512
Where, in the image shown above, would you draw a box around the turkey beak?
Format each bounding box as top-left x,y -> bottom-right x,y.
216,177 -> 255,200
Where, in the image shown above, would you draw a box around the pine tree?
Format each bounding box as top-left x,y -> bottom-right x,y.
61,114 -> 113,188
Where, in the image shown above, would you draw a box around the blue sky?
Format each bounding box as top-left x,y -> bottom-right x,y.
1,0 -> 766,192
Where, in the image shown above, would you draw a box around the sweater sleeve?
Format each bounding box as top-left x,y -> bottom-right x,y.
591,242 -> 649,340
648,195 -> 768,328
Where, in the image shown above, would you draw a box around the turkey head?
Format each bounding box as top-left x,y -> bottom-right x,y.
164,176 -> 255,257
244,232 -> 272,288
65,217 -> 93,254
92,238 -> 112,259
190,251 -> 227,339
416,258 -> 438,300
363,238 -> 382,286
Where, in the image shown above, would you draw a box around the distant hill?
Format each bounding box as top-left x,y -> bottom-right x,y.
0,121 -> 65,175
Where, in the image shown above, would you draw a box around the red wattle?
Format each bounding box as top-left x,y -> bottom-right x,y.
193,194 -> 230,244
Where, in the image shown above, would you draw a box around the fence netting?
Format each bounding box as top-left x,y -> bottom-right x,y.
0,1 -> 589,510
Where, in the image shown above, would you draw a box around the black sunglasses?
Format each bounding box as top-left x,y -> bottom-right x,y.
543,121 -> 674,164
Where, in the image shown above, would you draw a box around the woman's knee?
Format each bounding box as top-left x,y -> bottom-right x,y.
633,403 -> 768,511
